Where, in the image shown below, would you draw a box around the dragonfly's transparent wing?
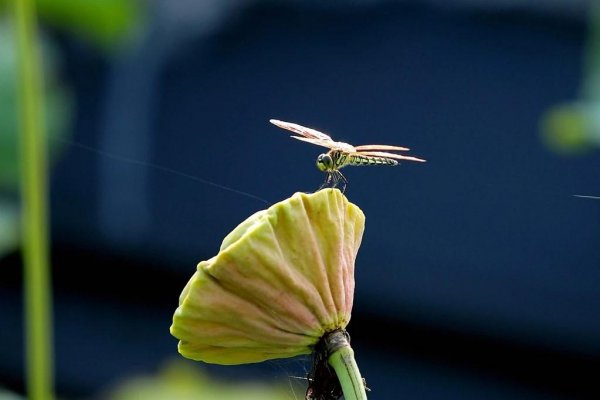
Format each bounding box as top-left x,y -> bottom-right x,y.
291,136 -> 340,149
270,119 -> 333,141
270,119 -> 356,152
357,150 -> 426,162
354,144 -> 410,151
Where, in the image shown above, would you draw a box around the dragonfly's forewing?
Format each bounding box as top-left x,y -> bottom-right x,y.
270,119 -> 333,141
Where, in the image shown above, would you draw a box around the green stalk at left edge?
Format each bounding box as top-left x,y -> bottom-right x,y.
13,0 -> 55,399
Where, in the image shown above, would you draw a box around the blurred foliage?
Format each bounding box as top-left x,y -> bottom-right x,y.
540,2 -> 600,154
107,360 -> 302,400
0,0 -> 143,256
0,18 -> 72,257
0,198 -> 19,256
540,103 -> 597,155
0,0 -> 144,51
0,18 -> 71,190
0,0 -> 144,189
0,388 -> 23,400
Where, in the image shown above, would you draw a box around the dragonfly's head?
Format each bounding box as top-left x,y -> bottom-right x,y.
316,153 -> 334,171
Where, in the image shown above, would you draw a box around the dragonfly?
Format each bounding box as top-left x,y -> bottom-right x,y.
270,119 -> 426,192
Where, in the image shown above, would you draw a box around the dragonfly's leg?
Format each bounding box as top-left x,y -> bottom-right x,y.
331,171 -> 340,189
338,171 -> 348,193
318,172 -> 332,191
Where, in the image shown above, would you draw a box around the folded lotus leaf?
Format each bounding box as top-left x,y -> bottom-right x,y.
171,188 -> 365,365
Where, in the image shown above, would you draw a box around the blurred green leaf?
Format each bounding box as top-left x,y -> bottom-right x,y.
35,0 -> 144,50
107,360 -> 302,400
540,102 -> 600,155
0,0 -> 144,51
541,2 -> 600,154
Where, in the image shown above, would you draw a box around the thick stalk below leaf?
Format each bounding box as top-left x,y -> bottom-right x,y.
326,330 -> 367,400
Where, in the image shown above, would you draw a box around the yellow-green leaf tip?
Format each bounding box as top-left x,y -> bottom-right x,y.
170,189 -> 365,365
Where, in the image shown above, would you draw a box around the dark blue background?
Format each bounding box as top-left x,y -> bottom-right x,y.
2,2 -> 599,398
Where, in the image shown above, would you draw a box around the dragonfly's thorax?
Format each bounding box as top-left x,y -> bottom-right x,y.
316,150 -> 348,171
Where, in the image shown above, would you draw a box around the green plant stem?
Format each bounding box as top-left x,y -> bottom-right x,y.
13,0 -> 55,399
327,334 -> 367,400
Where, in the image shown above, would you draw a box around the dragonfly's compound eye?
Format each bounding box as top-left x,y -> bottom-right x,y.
316,154 -> 333,171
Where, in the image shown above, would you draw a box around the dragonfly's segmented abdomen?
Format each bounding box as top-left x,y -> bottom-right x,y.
347,154 -> 398,167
